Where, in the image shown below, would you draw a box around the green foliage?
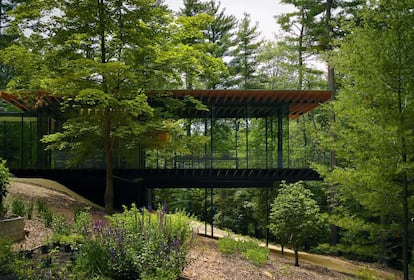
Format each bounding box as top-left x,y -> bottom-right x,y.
217,237 -> 239,255
36,199 -> 53,228
269,181 -> 325,261
11,197 -> 26,217
52,214 -> 71,236
217,237 -> 269,266
227,13 -> 263,89
0,160 -> 9,217
2,204 -> 193,279
26,199 -> 33,219
74,239 -> 111,279
36,198 -> 48,214
10,197 -> 34,219
242,247 -> 270,267
315,1 -> 414,273
74,210 -> 92,236
72,204 -> 194,279
0,238 -> 15,276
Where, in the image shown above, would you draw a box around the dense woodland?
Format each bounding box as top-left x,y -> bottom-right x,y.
0,0 -> 414,278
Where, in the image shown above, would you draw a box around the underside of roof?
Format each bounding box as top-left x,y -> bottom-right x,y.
0,89 -> 332,119
164,89 -> 331,119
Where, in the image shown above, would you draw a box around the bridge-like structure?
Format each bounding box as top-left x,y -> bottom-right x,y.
1,89 -> 331,208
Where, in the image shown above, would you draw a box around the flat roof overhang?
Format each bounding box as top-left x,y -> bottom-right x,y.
148,89 -> 332,119
1,89 -> 332,119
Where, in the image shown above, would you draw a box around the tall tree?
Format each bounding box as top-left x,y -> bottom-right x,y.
201,0 -> 236,89
316,1 -> 414,278
176,0 -> 235,89
0,0 -> 25,88
1,0 -> 214,213
278,0 -> 364,246
227,13 -> 263,89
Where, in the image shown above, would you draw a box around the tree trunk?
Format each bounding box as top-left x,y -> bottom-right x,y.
98,0 -> 113,214
397,80 -> 409,280
104,109 -> 114,214
294,248 -> 299,267
325,0 -> 339,247
402,169 -> 409,280
298,7 -> 305,90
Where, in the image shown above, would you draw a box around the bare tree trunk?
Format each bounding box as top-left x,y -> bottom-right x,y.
98,0 -> 114,214
104,109 -> 114,214
397,78 -> 409,280
325,0 -> 339,247
294,248 -> 299,267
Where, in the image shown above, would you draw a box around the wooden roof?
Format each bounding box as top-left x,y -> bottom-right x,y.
163,90 -> 332,119
0,89 -> 332,119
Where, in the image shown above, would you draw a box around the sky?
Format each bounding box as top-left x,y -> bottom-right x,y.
163,0 -> 295,40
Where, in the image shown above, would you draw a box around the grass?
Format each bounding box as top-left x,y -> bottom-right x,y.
218,237 -> 269,266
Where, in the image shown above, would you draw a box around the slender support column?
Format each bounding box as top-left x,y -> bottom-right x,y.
145,188 -> 153,209
235,119 -> 239,169
204,117 -> 208,168
20,114 -> 24,168
266,186 -> 270,247
210,187 -> 214,238
277,110 -> 283,168
245,106 -> 249,168
29,122 -> 33,167
210,107 -> 214,168
205,188 -> 208,236
3,122 -> 6,162
265,117 -> 269,168
270,117 -> 274,167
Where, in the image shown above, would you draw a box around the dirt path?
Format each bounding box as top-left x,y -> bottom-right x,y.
192,223 -> 401,279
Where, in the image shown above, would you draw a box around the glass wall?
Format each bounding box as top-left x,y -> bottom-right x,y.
0,114 -> 45,168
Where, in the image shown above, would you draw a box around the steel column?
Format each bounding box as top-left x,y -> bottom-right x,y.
210,186 -> 214,238
20,114 -> 24,168
277,109 -> 283,168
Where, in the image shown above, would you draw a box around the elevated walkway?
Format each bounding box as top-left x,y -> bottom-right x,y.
10,167 -> 321,208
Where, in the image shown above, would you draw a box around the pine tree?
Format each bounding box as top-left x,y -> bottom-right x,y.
227,13 -> 263,89
317,2 -> 414,277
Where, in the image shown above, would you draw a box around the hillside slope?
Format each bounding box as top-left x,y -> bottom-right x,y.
7,179 -> 402,280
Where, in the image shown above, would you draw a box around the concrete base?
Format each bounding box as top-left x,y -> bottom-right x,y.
0,216 -> 25,242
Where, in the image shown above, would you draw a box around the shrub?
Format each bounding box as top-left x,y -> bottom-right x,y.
0,160 -> 9,218
0,238 -> 15,276
11,197 -> 26,217
74,239 -> 111,279
42,209 -> 54,228
36,199 -> 54,228
52,214 -> 71,236
74,209 -> 92,236
26,200 -> 33,219
82,204 -> 193,279
36,198 -> 48,214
